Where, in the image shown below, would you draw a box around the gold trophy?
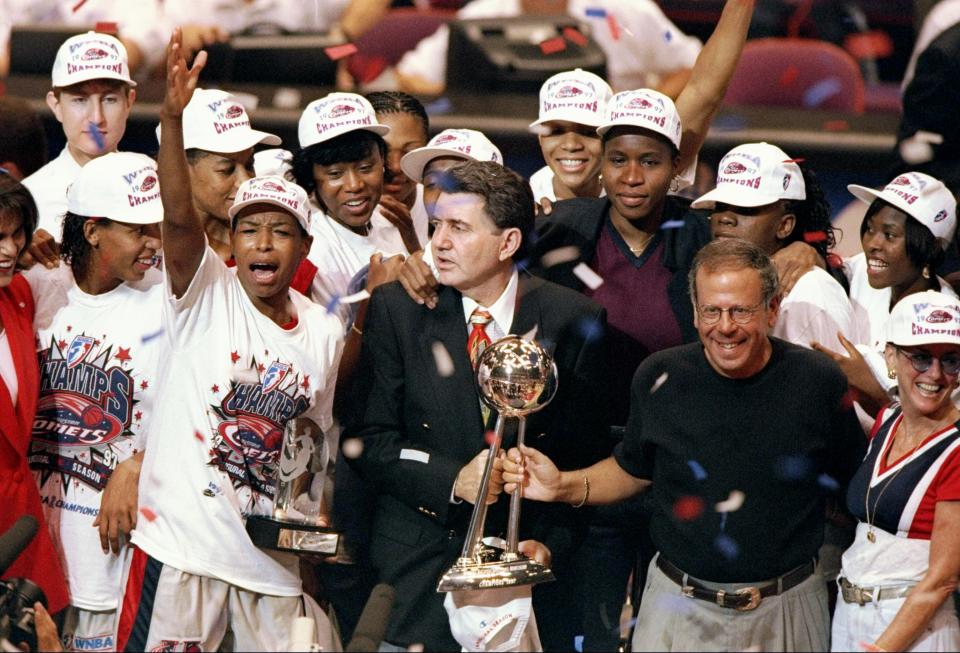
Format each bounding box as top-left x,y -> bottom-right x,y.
437,335 -> 558,592
246,418 -> 342,556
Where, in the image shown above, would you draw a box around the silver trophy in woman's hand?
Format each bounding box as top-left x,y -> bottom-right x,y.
438,335 -> 558,592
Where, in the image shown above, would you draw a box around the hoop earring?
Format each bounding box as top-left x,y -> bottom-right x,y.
887,368 -> 897,380
923,265 -> 932,280
669,176 -> 680,193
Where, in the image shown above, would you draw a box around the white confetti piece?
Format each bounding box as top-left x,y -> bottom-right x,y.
715,490 -> 745,513
541,245 -> 581,268
520,326 -> 538,342
400,449 -> 430,464
340,290 -> 371,305
572,263 -> 603,290
432,341 -> 455,377
342,438 -> 364,459
650,372 -> 669,393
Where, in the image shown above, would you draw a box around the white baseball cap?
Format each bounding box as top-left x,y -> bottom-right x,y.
253,148 -> 293,178
52,31 -> 136,88
67,152 -> 161,224
155,89 -> 280,153
228,176 -> 311,231
597,89 -> 682,150
529,69 -> 613,132
848,172 -> 957,249
691,143 -> 806,210
298,93 -> 389,148
886,290 -> 960,346
400,129 -> 503,182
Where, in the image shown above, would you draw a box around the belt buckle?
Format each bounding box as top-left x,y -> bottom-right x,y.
854,586 -> 873,606
735,586 -> 761,611
681,585 -> 695,599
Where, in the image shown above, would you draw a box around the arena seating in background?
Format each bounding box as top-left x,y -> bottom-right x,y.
724,37 -> 866,114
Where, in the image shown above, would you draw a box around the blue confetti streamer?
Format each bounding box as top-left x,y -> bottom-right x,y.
802,77 -> 843,108
664,30 -> 672,42
661,219 -> 685,229
325,294 -> 341,315
687,460 -> 707,481
574,635 -> 584,652
424,97 -> 453,115
714,534 -> 739,560
585,7 -> 608,17
578,317 -> 603,343
817,473 -> 840,491
711,114 -> 748,132
89,122 -> 105,151
141,327 -> 165,344
774,454 -> 812,480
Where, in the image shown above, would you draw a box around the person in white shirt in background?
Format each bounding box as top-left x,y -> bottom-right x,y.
118,31 -> 342,651
24,151 -> 164,653
22,31 -> 136,255
367,91 -> 432,252
814,172 -> 958,423
160,88 -> 281,263
394,0 -> 701,97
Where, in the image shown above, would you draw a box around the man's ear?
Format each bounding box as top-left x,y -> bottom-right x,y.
499,228 -> 522,261
46,91 -> 63,124
776,211 -> 797,241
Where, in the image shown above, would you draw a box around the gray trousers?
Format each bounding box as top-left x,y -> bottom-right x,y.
632,555 -> 830,652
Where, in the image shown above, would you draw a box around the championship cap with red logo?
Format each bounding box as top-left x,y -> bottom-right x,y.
51,31 -> 136,88
529,68 -> 613,132
848,172 -> 957,249
228,176 -> 311,231
691,143 -> 806,210
67,152 -> 161,223
157,89 -> 281,153
298,92 -> 389,148
886,290 -> 960,346
597,89 -> 682,150
400,129 -> 503,182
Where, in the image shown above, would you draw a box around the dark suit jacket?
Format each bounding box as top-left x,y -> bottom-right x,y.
346,274 -> 610,650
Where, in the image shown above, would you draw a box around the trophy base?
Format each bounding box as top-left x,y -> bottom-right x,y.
437,554 -> 555,592
246,515 -> 340,556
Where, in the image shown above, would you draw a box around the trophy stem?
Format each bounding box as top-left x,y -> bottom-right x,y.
459,414 -> 505,561
504,416 -> 526,557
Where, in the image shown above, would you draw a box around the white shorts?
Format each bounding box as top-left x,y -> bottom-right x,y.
114,548 -> 340,652
61,606 -> 116,652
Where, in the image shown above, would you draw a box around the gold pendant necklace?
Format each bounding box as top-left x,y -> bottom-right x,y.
627,233 -> 654,257
865,424 -> 925,543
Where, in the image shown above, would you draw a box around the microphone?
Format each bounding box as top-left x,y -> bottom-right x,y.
345,583 -> 396,652
0,516 -> 38,576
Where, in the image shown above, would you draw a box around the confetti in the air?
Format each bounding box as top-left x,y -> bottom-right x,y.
650,372 -> 669,394
578,317 -> 603,343
818,473 -> 840,491
89,122 -> 105,151
325,294 -> 341,314
342,438 -> 364,459
664,30 -> 672,42
139,507 -> 157,522
324,43 -> 359,61
484,430 -> 497,446
661,220 -> 685,230
141,327 -> 164,344
541,245 -> 581,268
687,459 -> 707,481
572,263 -> 603,290
779,65 -> 800,87
424,97 -> 453,115
606,14 -> 621,40
715,490 -> 745,513
803,231 -> 828,244
584,7 -> 608,18
802,77 -> 843,108
194,430 -> 205,442
431,341 -> 455,377
563,27 -> 588,47
672,495 -> 705,521
520,326 -> 538,342
72,0 -> 88,12
774,454 -> 812,480
714,534 -> 739,559
340,290 -> 371,305
540,37 -> 567,55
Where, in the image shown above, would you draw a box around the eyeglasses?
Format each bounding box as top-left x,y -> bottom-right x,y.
697,301 -> 765,325
896,347 -> 960,376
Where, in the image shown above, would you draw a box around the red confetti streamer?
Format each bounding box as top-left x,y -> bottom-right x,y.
72,0 -> 89,11
324,43 -> 359,62
484,430 -> 497,446
823,120 -> 850,132
606,14 -> 621,41
563,27 -> 588,47
539,37 -> 567,55
779,65 -> 800,87
843,31 -> 894,61
782,158 -> 806,164
803,231 -> 828,243
673,496 -> 704,521
94,21 -> 118,35
194,430 -> 205,442
139,507 -> 157,522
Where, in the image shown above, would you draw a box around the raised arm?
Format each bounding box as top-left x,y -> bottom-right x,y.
674,0 -> 755,174
158,29 -> 208,297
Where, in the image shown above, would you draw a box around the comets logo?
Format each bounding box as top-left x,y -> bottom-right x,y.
554,85 -> 585,99
627,97 -> 654,110
66,336 -> 96,369
261,362 -> 290,394
224,105 -> 244,119
433,134 -> 460,146
140,176 -> 157,193
934,209 -> 949,223
927,309 -> 954,324
81,48 -> 109,61
259,181 -> 287,194
329,104 -> 356,119
723,162 -> 748,175
891,176 -> 913,187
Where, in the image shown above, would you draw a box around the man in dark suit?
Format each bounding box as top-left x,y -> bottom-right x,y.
346,160 -> 610,651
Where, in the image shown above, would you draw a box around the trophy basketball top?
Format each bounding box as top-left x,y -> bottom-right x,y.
476,336 -> 558,417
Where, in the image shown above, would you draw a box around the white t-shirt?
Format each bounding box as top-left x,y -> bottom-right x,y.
24,264 -> 164,611
306,207 -> 407,324
22,148 -> 82,240
773,266 -> 856,353
131,247 -> 342,596
845,252 -> 958,391
410,184 -> 429,247
397,0 -> 702,92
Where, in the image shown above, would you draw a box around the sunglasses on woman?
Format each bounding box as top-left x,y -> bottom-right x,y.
896,346 -> 960,376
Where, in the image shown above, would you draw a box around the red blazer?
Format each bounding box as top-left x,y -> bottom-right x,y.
0,275 -> 68,613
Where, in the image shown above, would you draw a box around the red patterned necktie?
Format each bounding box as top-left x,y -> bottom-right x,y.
467,308 -> 493,370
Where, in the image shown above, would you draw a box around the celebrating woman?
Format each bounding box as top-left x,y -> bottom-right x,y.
832,291 -> 960,651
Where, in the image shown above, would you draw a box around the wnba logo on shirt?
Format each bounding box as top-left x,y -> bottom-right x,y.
67,335 -> 95,368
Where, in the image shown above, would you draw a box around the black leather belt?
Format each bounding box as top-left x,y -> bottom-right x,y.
656,556 -> 816,611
